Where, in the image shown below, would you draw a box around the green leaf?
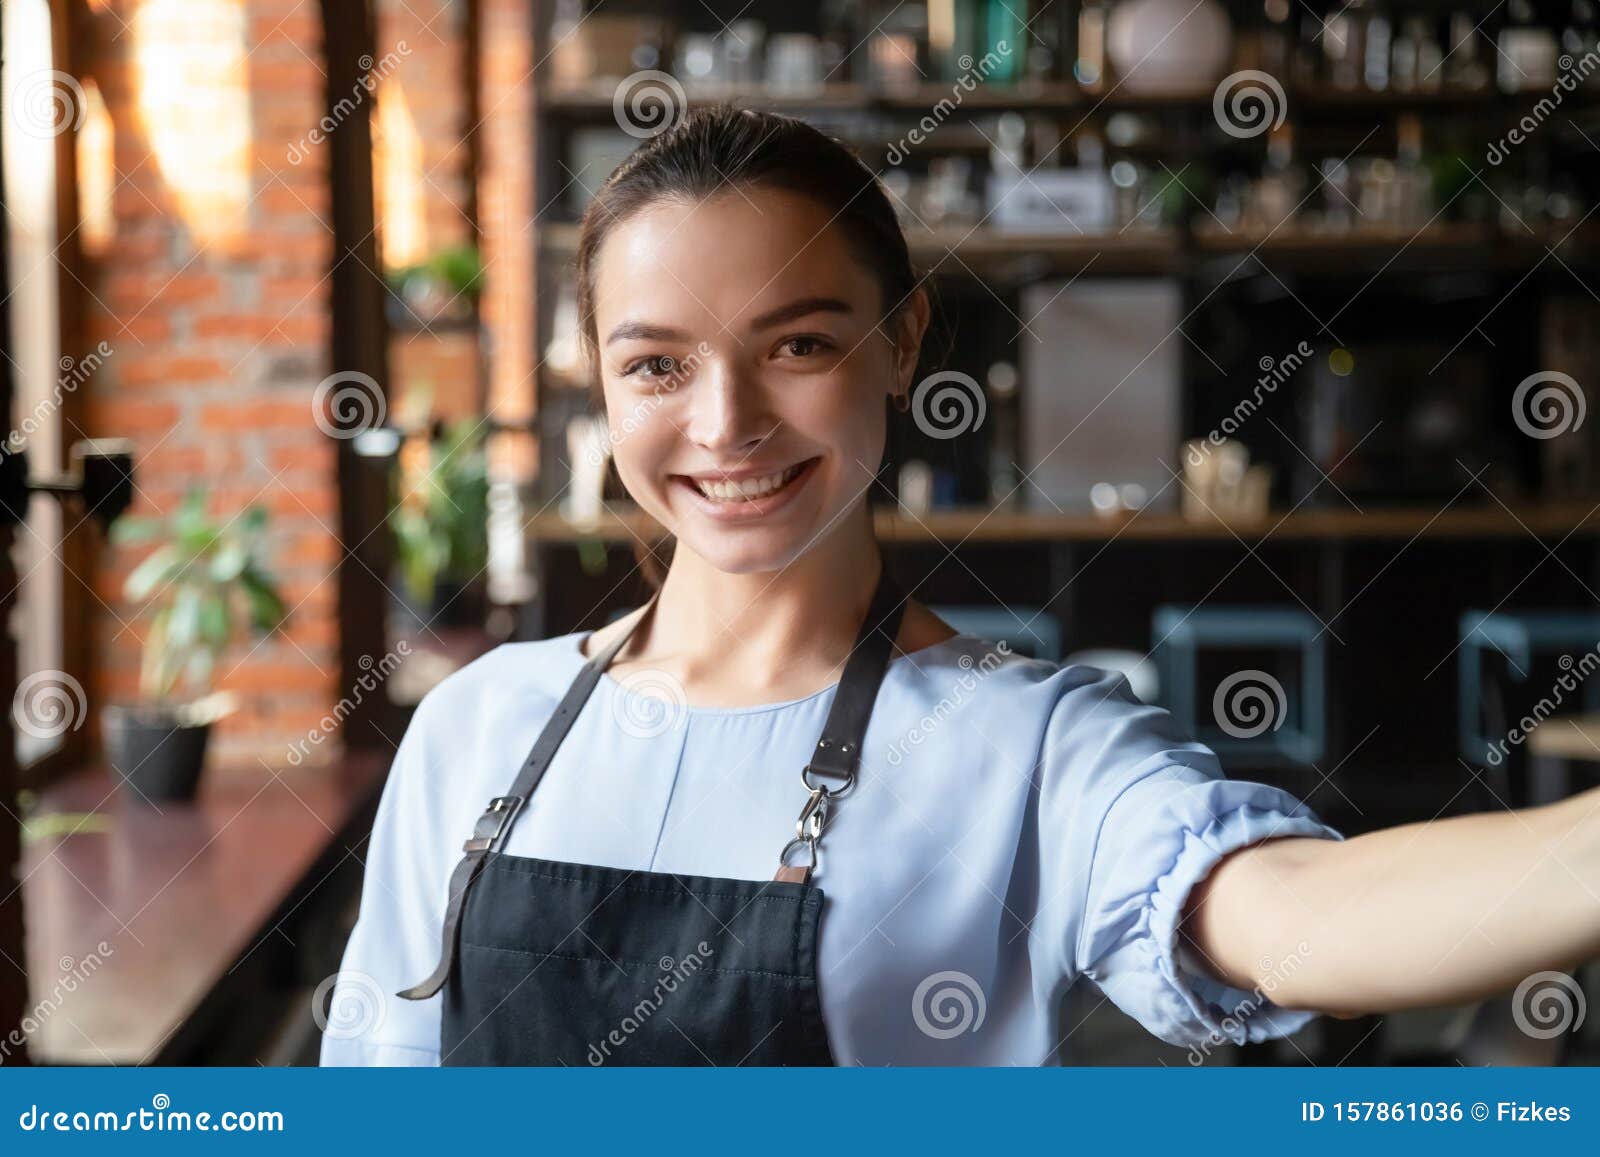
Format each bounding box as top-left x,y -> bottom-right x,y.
123,544 -> 184,602
239,568 -> 287,632
109,515 -> 163,545
209,539 -> 247,583
167,586 -> 202,652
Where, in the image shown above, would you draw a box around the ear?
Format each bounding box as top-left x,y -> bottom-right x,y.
888,286 -> 931,398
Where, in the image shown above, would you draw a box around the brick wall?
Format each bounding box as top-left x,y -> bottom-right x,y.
81,0 -> 341,769
75,0 -> 530,769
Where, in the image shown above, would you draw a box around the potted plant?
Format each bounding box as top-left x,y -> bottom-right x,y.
389,417 -> 490,629
384,243 -> 483,328
104,487 -> 288,802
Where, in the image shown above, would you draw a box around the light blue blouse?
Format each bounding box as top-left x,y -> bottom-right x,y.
319,629 -> 1342,1066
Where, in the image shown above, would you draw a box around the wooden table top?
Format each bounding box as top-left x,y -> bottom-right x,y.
1527,715 -> 1600,762
19,755 -> 385,1064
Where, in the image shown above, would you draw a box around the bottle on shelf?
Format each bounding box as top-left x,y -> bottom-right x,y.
1566,0 -> 1600,58
1364,0 -> 1392,90
1324,0 -> 1367,89
1445,10 -> 1490,90
1075,0 -> 1108,92
1498,0 -> 1559,92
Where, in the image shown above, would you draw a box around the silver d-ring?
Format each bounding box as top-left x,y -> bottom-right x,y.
801,763 -> 854,797
778,835 -> 819,873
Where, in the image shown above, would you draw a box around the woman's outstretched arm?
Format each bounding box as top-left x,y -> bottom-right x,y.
1181,786 -> 1600,1017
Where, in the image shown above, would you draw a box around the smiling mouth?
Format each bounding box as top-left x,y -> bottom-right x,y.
675,457 -> 820,504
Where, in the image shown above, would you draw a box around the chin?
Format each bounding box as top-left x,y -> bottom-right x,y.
670,529 -> 813,576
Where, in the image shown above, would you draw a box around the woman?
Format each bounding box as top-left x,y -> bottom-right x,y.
321,106 -> 1600,1067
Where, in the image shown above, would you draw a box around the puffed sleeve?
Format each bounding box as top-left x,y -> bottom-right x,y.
1035,664 -> 1343,1052
318,687 -> 451,1066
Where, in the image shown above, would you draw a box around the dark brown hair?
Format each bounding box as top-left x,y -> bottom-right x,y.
574,104 -> 924,588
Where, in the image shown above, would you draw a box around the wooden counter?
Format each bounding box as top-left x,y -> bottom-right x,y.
19,755 -> 385,1064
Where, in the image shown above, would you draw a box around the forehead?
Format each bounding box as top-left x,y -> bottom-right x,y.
590,187 -> 880,334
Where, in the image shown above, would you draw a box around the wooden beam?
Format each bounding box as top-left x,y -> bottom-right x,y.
321,0 -> 399,752
0,5 -> 31,1069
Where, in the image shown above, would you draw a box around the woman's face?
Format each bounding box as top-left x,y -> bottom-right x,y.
590,186 -> 925,575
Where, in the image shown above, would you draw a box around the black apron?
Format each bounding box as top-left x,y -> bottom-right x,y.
397,568 -> 907,1066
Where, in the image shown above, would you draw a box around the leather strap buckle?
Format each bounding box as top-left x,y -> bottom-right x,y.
462,795 -> 523,854
800,761 -> 854,797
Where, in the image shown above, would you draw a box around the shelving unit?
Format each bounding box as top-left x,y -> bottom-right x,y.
522,2 -> 1600,675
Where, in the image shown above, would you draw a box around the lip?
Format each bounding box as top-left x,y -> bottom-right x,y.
671,456 -> 821,522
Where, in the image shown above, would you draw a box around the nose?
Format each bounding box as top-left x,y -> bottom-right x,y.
684,355 -> 776,456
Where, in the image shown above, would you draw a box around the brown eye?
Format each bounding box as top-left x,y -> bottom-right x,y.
781,337 -> 823,357
624,355 -> 677,378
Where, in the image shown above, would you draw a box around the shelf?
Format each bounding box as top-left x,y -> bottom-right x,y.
540,220 -> 1595,281
526,502 -> 1600,546
538,81 -> 1544,119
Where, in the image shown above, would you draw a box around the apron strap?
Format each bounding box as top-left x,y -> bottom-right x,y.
776,565 -> 906,883
399,561 -> 908,998
397,591 -> 661,1001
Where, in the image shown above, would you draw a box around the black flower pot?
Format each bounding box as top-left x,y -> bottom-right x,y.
103,705 -> 212,804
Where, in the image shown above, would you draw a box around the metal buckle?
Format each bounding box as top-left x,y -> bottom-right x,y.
796,788 -> 829,840
778,834 -> 819,875
800,762 -> 854,797
463,794 -> 523,853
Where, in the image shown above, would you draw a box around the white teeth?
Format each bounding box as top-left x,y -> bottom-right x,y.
692,462 -> 805,502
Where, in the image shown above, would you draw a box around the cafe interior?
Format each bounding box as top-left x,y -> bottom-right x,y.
1,0 -> 1599,1066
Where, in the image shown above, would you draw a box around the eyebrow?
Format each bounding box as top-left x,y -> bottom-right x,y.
603,297 -> 854,347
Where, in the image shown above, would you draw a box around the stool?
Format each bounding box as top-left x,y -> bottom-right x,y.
1151,604 -> 1326,765
930,605 -> 1063,662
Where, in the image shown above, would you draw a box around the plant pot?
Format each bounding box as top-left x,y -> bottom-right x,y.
103,704 -> 213,803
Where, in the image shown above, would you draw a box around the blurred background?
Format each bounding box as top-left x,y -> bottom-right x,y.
2,0 -> 1599,1067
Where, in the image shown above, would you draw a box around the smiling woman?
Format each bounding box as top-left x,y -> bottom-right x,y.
318,105 -> 1600,1069
573,106 -> 929,583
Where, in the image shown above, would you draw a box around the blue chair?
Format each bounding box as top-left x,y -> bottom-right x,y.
930,605 -> 1063,662
1458,609 -> 1600,769
1151,604 -> 1326,765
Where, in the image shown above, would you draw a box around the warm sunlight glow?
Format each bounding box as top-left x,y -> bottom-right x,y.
76,80 -> 115,256
132,0 -> 253,251
374,79 -> 428,268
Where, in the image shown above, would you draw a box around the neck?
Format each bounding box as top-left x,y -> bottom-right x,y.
638,510 -> 885,683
